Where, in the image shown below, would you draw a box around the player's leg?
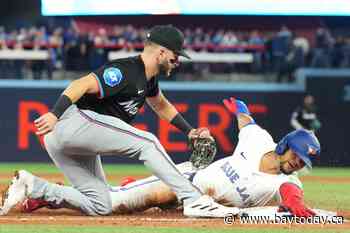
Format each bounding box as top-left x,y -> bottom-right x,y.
109,162 -> 195,213
74,109 -> 203,207
93,155 -> 108,184
110,175 -> 177,213
30,133 -> 112,215
0,152 -> 111,216
20,155 -> 108,214
73,109 -> 240,217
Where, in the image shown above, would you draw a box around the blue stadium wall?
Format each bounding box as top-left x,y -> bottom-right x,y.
0,76 -> 349,166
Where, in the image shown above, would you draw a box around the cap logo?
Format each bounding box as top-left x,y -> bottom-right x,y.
308,146 -> 317,156
103,67 -> 123,87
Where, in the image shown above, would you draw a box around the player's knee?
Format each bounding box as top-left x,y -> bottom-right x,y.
93,200 -> 113,216
84,187 -> 113,216
95,206 -> 112,216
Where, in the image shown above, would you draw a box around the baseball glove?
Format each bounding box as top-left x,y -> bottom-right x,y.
189,137 -> 217,170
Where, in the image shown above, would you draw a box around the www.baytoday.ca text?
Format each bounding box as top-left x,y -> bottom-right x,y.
224,213 -> 344,224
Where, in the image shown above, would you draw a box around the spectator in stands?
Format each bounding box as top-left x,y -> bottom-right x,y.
191,27 -> 206,51
49,27 -> 64,71
249,30 -> 265,72
109,25 -> 124,45
16,28 -> 28,43
278,33 -> 309,83
64,27 -> 85,71
341,37 -> 350,67
0,26 -> 10,79
293,34 -> 310,58
290,94 -> 321,133
3,22 -> 350,81
278,25 -> 292,38
311,27 -> 333,68
12,36 -> 25,79
273,26 -> 292,82
89,31 -> 107,70
31,26 -> 49,79
27,26 -> 38,43
95,28 -> 110,45
7,29 -> 18,45
211,29 -> 224,46
203,29 -> 214,51
3,28 -> 25,79
183,28 -> 194,46
331,36 -> 345,68
122,24 -> 132,40
0,26 -> 5,41
220,30 -> 238,51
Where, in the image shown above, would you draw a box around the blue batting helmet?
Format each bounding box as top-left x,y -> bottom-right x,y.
275,129 -> 321,168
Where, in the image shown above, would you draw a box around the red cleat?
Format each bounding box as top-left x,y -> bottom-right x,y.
20,182 -> 64,213
21,198 -> 50,213
120,176 -> 136,186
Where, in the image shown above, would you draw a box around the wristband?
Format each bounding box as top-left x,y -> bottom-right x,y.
51,94 -> 73,119
170,113 -> 193,135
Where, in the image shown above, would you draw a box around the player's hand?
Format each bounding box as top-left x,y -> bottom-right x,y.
289,205 -> 316,217
188,127 -> 213,140
280,204 -> 316,217
279,183 -> 316,218
34,112 -> 58,136
223,97 -> 250,116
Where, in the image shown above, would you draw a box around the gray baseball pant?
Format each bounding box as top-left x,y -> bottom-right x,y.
29,105 -> 201,215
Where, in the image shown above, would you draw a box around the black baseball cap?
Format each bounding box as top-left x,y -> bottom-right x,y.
146,25 -> 190,59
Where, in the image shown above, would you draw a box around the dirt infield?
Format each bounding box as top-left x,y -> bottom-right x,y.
0,174 -> 350,230
0,208 -> 349,229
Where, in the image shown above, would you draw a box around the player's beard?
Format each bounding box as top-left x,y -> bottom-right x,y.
158,60 -> 172,77
280,162 -> 293,175
280,166 -> 293,175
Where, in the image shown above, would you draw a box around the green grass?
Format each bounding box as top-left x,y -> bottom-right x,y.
0,163 -> 151,185
0,163 -> 150,175
304,182 -> 350,210
0,225 -> 349,233
0,163 -> 347,177
0,164 -> 349,233
307,167 -> 350,177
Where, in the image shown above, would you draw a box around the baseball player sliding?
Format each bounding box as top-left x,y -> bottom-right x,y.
107,97 -> 320,217
21,97 -> 321,218
0,25 -> 238,218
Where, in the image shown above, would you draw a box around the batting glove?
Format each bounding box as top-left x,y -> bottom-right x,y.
279,183 -> 316,217
223,97 -> 251,116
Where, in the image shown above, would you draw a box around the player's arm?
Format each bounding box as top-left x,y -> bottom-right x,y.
61,73 -> 100,102
146,92 -> 212,139
146,91 -> 194,136
35,73 -> 99,136
278,182 -> 315,217
290,108 -> 304,130
223,97 -> 255,130
146,90 -> 178,122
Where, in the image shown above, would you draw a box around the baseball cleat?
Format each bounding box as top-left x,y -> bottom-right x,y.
21,198 -> 49,213
21,181 -> 63,213
0,170 -> 34,215
183,195 -> 240,218
120,176 -> 136,187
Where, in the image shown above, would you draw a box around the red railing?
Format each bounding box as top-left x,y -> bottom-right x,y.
2,41 -> 265,52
